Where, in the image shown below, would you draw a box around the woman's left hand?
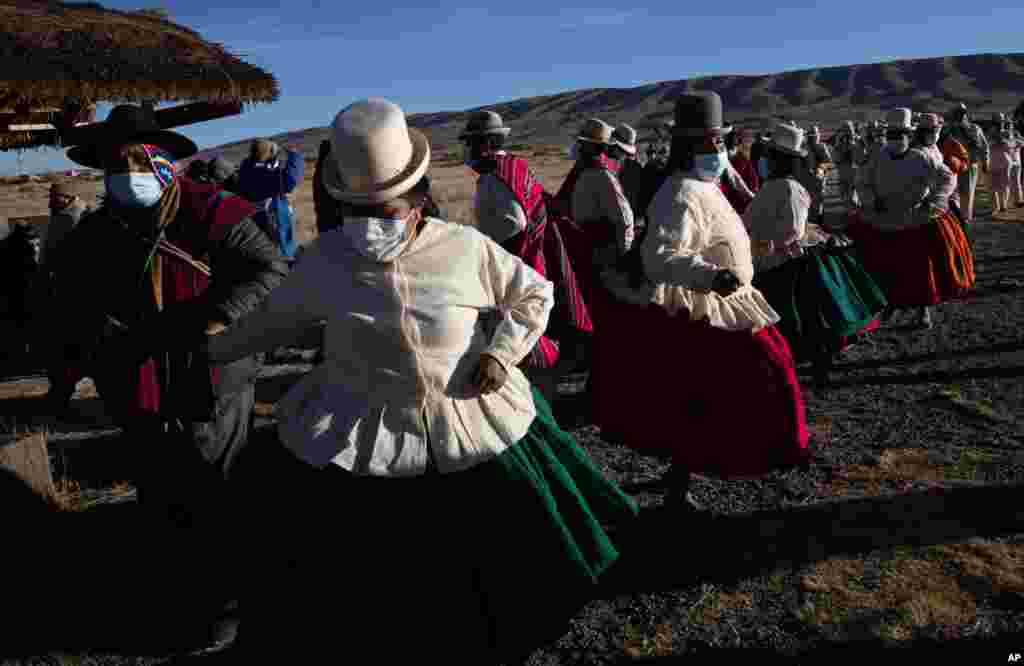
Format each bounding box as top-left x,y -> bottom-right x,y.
473,354 -> 508,395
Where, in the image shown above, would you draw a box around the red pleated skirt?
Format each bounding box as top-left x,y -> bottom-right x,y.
590,291 -> 810,479
844,210 -> 975,308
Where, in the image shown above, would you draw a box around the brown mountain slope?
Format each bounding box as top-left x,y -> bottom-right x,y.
194,52 -> 1024,165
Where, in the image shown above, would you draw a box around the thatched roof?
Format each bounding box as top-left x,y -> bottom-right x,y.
0,0 -> 280,150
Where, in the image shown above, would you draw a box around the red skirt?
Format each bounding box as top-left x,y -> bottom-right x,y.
590,291 -> 810,479
845,210 -> 975,308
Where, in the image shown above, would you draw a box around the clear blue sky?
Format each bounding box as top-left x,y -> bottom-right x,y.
3,0 -> 1023,175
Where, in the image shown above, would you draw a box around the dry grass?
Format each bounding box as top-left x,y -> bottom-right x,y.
820,447 -> 1007,498
797,539 -> 1024,640
623,622 -> 675,658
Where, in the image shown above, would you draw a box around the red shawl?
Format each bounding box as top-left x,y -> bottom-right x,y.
491,155 -> 593,368
132,179 -> 258,416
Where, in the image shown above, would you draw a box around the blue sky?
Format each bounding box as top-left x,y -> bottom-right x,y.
3,0 -> 1024,175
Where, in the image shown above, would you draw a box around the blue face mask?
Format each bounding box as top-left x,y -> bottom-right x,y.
758,157 -> 771,180
105,173 -> 165,208
694,151 -> 728,181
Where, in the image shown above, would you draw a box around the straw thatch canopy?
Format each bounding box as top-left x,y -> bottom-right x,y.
1,0 -> 280,151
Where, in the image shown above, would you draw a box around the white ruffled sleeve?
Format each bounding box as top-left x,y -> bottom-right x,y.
478,233 -> 554,372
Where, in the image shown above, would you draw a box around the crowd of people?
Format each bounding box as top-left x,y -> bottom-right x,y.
2,91 -> 1019,661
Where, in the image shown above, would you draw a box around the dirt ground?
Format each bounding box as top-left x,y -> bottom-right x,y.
1,155 -> 1023,664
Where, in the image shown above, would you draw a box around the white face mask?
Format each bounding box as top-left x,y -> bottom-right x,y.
921,130 -> 940,146
342,213 -> 415,262
105,173 -> 165,208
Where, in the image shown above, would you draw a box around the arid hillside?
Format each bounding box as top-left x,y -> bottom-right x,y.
188,52 -> 1024,166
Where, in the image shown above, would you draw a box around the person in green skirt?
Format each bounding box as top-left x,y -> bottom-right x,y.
203,98 -> 638,664
745,122 -> 888,383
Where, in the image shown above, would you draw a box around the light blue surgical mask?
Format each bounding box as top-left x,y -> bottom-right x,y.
105,173 -> 165,208
694,151 -> 728,181
758,157 -> 771,180
568,142 -> 580,161
342,213 -> 414,262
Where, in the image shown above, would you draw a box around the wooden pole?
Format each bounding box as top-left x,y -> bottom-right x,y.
0,431 -> 57,505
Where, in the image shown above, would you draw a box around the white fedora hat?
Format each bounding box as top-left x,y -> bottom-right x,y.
765,121 -> 808,157
320,98 -> 431,205
611,124 -> 638,155
886,108 -> 915,132
577,118 -> 614,144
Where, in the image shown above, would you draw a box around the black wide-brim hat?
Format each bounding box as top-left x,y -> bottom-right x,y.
66,104 -> 198,169
672,91 -> 726,137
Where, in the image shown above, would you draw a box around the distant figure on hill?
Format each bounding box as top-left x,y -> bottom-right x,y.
237,139 -> 304,263
37,183 -> 92,411
990,124 -> 1023,214
943,103 -> 989,226
0,223 -> 41,364
833,121 -> 862,209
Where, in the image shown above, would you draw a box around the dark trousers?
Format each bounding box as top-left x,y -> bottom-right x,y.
107,356 -> 261,624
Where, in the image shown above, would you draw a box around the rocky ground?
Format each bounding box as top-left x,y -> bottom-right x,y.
2,176 -> 1024,664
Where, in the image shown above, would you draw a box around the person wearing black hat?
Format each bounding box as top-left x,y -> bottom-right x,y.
208,156 -> 239,194
51,103 -> 289,650
591,91 -> 811,512
186,159 -> 212,184
0,222 -> 42,366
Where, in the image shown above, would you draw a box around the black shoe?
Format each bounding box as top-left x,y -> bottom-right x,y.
669,491 -> 706,512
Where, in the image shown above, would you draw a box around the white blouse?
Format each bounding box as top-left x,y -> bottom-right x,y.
602,172 -> 779,333
206,219 -> 554,476
743,178 -> 817,273
864,147 -> 956,230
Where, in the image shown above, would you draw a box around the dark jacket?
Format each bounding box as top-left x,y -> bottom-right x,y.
237,149 -> 304,259
313,140 -> 342,234
55,179 -> 289,423
618,158 -> 647,221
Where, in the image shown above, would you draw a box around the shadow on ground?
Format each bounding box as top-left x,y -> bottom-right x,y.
2,461 -> 1022,660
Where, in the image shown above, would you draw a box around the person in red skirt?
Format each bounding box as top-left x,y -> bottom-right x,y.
459,110 -> 593,402
593,91 -> 811,511
849,108 -> 975,329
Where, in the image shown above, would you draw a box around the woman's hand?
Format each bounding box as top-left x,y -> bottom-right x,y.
711,269 -> 741,297
473,353 -> 508,395
205,320 -> 228,336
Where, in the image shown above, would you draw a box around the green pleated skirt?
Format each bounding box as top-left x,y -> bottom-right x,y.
754,245 -> 888,360
240,386 -> 639,663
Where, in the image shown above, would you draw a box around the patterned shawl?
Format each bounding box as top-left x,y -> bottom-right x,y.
491,154 -> 593,368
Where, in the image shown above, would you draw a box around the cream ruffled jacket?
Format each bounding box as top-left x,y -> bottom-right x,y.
602,172 -> 779,332
206,219 -> 553,476
862,147 -> 956,230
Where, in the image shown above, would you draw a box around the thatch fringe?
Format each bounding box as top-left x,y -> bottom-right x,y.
0,0 -> 279,110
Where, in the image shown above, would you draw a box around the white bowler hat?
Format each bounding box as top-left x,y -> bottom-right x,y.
765,121 -> 808,158
886,108 -> 915,132
320,98 -> 431,205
